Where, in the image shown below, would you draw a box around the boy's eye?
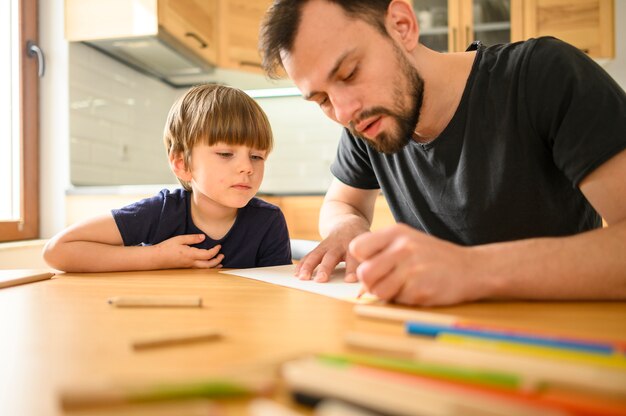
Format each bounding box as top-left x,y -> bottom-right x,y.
251,154 -> 265,161
216,152 -> 233,158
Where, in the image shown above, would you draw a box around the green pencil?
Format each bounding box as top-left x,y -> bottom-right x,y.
317,353 -> 522,390
60,377 -> 272,410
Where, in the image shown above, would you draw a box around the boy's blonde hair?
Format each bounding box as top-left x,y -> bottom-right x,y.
163,84 -> 274,191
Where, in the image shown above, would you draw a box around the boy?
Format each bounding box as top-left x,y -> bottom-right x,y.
44,84 -> 292,272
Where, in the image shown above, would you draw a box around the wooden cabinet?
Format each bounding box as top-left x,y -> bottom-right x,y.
412,0 -> 614,58
217,0 -> 272,72
412,0 -> 522,53
158,0 -> 219,64
66,0 -> 219,64
261,195 -> 396,241
521,0 -> 614,58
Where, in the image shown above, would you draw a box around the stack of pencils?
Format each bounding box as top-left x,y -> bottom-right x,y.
281,304 -> 626,416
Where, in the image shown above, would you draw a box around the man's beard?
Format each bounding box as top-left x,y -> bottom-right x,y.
349,45 -> 424,154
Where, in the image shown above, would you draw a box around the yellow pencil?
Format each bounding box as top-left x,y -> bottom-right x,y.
439,333 -> 626,371
107,296 -> 202,308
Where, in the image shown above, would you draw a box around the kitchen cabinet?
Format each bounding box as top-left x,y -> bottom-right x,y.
66,0 -> 219,64
65,0 -> 219,86
261,195 -> 396,241
521,0 -> 614,59
412,0 -> 522,53
412,0 -> 614,59
218,0 -> 272,72
158,0 -> 219,64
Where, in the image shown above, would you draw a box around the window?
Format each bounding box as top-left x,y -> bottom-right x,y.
0,0 -> 40,242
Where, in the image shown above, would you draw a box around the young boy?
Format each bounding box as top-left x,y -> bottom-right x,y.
44,84 -> 292,272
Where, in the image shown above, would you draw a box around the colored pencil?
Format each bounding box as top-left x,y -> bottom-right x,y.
354,304 -> 458,325
282,357 -> 564,416
60,377 -> 272,411
107,296 -> 202,308
345,331 -> 626,396
406,320 -> 616,355
0,269 -> 54,289
132,328 -> 222,350
438,333 -> 626,371
317,353 -> 521,390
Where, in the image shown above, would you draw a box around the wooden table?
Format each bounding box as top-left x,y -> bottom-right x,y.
1,269 -> 625,415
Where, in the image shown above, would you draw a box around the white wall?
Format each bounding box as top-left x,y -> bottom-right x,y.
39,0 -> 69,238
69,43 -> 179,185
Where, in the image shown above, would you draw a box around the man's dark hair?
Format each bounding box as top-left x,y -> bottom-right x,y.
259,0 -> 392,79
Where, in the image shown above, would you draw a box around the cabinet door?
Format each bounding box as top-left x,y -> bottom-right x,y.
463,0 -> 523,48
413,0 -> 520,52
158,0 -> 218,64
522,0 -> 614,59
413,0 -> 453,52
218,0 -> 272,72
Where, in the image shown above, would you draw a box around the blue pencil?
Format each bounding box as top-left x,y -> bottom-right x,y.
405,321 -> 616,355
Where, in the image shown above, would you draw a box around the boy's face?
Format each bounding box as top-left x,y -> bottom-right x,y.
184,143 -> 267,208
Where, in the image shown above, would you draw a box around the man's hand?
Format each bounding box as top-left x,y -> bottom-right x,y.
153,234 -> 223,269
349,224 -> 485,306
294,225 -> 368,283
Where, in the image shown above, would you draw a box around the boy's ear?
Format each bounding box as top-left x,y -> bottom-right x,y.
169,152 -> 192,182
386,0 -> 419,52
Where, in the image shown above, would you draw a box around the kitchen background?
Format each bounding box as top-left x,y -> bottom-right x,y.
2,0 -> 624,268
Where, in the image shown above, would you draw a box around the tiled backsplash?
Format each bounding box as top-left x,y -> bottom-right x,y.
69,43 -> 180,185
69,43 -> 342,193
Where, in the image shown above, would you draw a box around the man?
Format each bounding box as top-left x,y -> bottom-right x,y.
260,0 -> 626,306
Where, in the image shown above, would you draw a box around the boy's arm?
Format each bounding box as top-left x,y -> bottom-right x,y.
43,214 -> 223,272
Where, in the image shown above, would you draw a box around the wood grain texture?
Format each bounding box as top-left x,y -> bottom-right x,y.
0,268 -> 624,414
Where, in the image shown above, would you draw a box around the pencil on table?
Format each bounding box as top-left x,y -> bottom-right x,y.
354,304 -> 458,325
107,296 -> 202,308
60,376 -> 273,411
132,328 -> 222,350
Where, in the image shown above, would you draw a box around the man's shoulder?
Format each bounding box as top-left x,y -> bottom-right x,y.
485,36 -> 579,66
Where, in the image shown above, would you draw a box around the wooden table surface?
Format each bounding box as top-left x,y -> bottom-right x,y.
1,268 -> 625,415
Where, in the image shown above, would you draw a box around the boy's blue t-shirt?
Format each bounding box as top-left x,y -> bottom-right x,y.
111,188 -> 292,268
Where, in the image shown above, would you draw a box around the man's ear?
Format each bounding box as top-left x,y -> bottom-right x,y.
386,0 -> 419,52
169,152 -> 192,182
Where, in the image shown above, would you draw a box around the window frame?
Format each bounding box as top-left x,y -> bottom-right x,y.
0,0 -> 40,242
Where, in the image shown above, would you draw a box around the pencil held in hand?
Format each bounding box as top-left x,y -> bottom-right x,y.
107,296 -> 202,308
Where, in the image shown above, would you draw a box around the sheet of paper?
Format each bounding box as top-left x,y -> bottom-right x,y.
220,264 -> 376,303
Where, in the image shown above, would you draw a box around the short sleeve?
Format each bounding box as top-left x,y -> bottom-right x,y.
111,190 -> 168,246
523,37 -> 626,186
330,128 -> 381,189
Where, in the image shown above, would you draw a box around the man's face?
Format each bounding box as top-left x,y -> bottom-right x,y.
282,0 -> 424,154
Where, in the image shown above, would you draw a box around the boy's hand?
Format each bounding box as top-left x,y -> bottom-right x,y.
154,234 -> 223,269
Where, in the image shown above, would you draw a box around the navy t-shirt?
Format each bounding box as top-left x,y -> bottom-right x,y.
112,189 -> 292,268
331,37 -> 626,245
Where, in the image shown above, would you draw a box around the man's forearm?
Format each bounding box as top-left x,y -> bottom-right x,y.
473,221 -> 626,300
319,199 -> 373,239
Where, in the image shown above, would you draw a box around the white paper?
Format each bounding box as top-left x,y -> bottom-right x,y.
220,264 -> 375,303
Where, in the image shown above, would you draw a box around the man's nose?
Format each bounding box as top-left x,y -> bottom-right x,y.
332,91 -> 361,126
